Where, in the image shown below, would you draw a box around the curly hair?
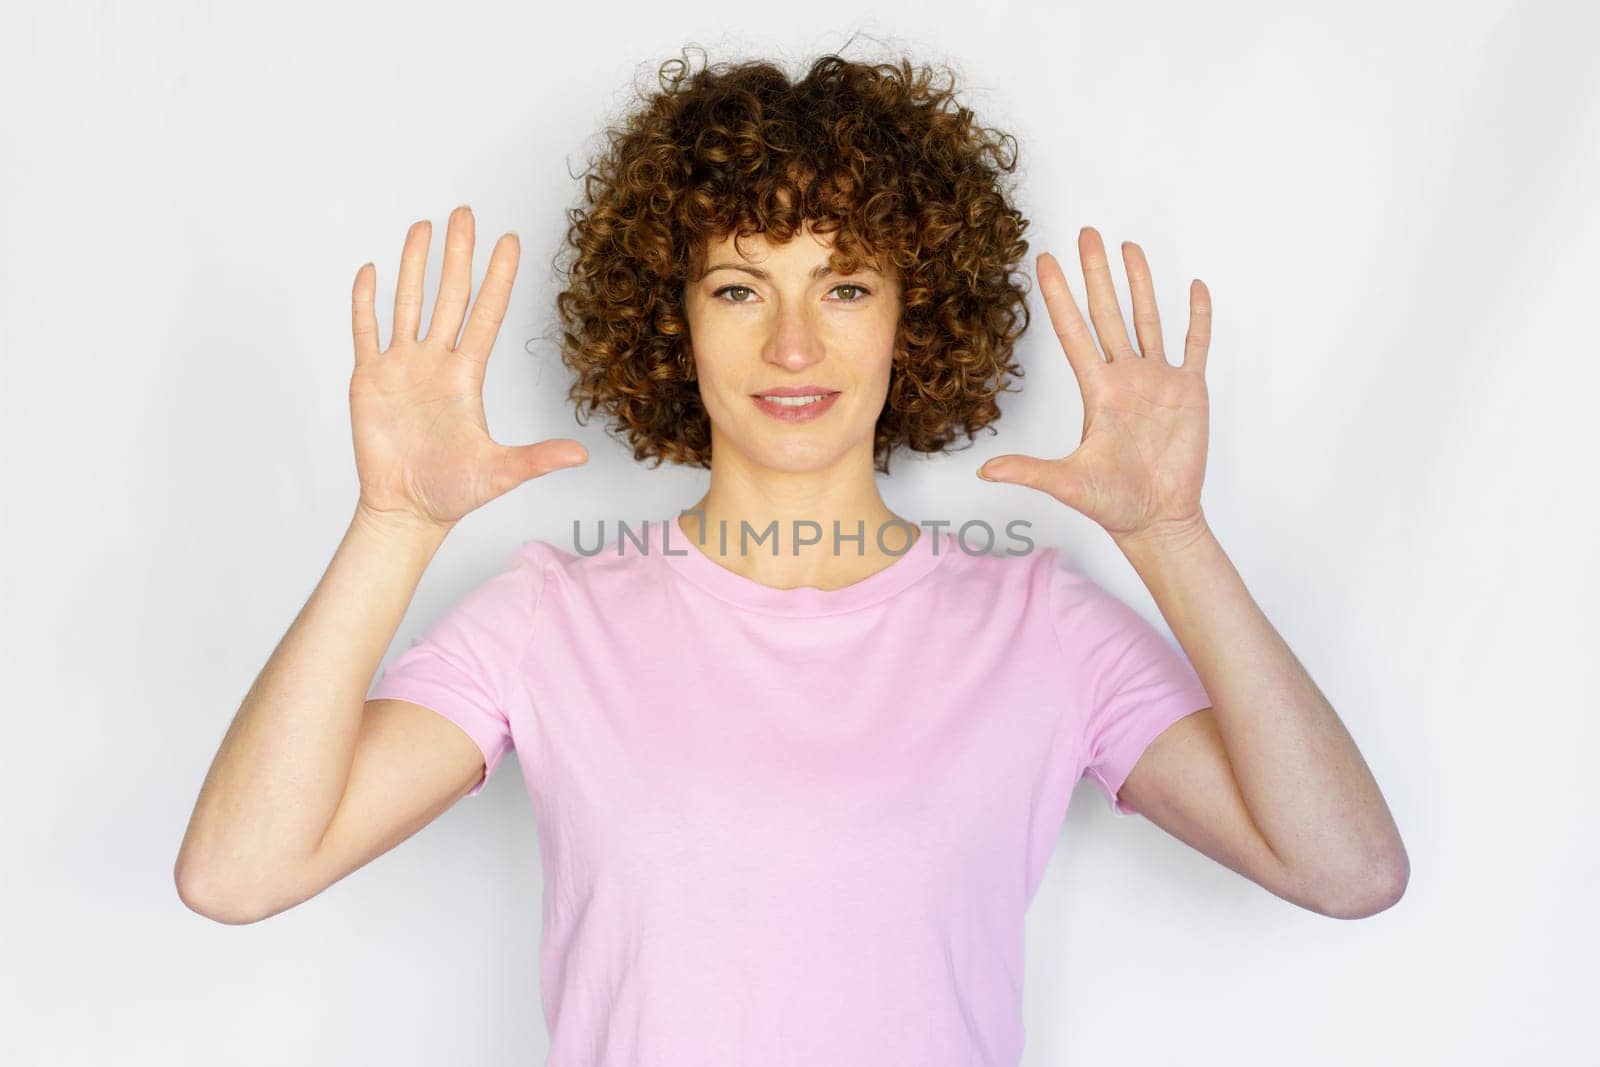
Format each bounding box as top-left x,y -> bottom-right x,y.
550,47 -> 1033,475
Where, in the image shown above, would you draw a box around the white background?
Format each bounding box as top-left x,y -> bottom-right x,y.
3,1 -> 1596,1063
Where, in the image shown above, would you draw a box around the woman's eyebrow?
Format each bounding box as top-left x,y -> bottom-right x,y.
702,262 -> 878,280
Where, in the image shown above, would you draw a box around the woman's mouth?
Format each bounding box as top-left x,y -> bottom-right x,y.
751,391 -> 841,423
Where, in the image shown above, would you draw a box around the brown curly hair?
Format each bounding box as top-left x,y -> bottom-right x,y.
549,47 -> 1033,475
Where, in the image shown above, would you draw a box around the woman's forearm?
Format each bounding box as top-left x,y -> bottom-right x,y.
1115,518 -> 1409,908
174,504 -> 451,916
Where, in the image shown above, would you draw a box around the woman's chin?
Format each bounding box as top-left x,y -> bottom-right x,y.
730,435 -> 864,476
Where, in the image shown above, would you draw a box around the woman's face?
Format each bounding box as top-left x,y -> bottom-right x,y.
682,223 -> 902,475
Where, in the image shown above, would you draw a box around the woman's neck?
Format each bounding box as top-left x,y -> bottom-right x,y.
676,485 -> 920,593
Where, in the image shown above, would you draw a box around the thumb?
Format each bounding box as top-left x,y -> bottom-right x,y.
976,454 -> 1056,492
489,440 -> 590,496
979,453 -> 1093,512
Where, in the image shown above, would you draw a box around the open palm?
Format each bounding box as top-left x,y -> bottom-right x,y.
978,227 -> 1212,547
349,206 -> 588,531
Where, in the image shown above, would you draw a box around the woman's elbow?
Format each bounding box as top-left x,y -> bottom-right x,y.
1314,843 -> 1410,919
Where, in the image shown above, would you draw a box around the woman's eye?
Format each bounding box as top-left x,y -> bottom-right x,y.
711,284 -> 871,303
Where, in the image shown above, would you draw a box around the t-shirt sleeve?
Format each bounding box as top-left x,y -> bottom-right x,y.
1049,556 -> 1213,818
366,541 -> 548,798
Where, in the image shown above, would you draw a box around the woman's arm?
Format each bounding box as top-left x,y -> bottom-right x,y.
174,207 -> 587,923
978,228 -> 1406,916
173,507 -> 470,923
1113,518 -> 1408,918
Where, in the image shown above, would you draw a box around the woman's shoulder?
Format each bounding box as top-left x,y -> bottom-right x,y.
936,527 -> 1064,568
507,523 -> 670,583
925,528 -> 1071,601
508,535 -> 579,571
934,534 -> 1145,625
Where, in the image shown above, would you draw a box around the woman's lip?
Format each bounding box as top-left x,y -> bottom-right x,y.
751,391 -> 841,423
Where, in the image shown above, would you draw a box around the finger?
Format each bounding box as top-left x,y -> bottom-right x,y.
352,262 -> 380,364
1078,227 -> 1139,361
457,232 -> 520,366
425,204 -> 474,347
486,439 -> 591,499
394,219 -> 431,344
1120,241 -> 1167,364
1183,278 -> 1212,374
976,453 -> 1053,490
1036,252 -> 1103,390
979,453 -> 1090,514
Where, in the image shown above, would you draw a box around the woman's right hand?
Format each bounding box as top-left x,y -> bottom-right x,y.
349,205 -> 588,533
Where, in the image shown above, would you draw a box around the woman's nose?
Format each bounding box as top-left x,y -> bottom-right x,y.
762,305 -> 826,370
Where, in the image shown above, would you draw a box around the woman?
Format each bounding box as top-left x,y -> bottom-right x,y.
176,51 -> 1407,1065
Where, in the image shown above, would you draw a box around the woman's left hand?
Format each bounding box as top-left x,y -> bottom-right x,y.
977,227 -> 1213,550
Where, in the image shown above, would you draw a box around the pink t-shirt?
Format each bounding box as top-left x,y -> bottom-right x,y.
368,517 -> 1211,1065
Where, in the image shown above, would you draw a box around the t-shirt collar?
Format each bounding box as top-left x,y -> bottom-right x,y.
650,516 -> 950,617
